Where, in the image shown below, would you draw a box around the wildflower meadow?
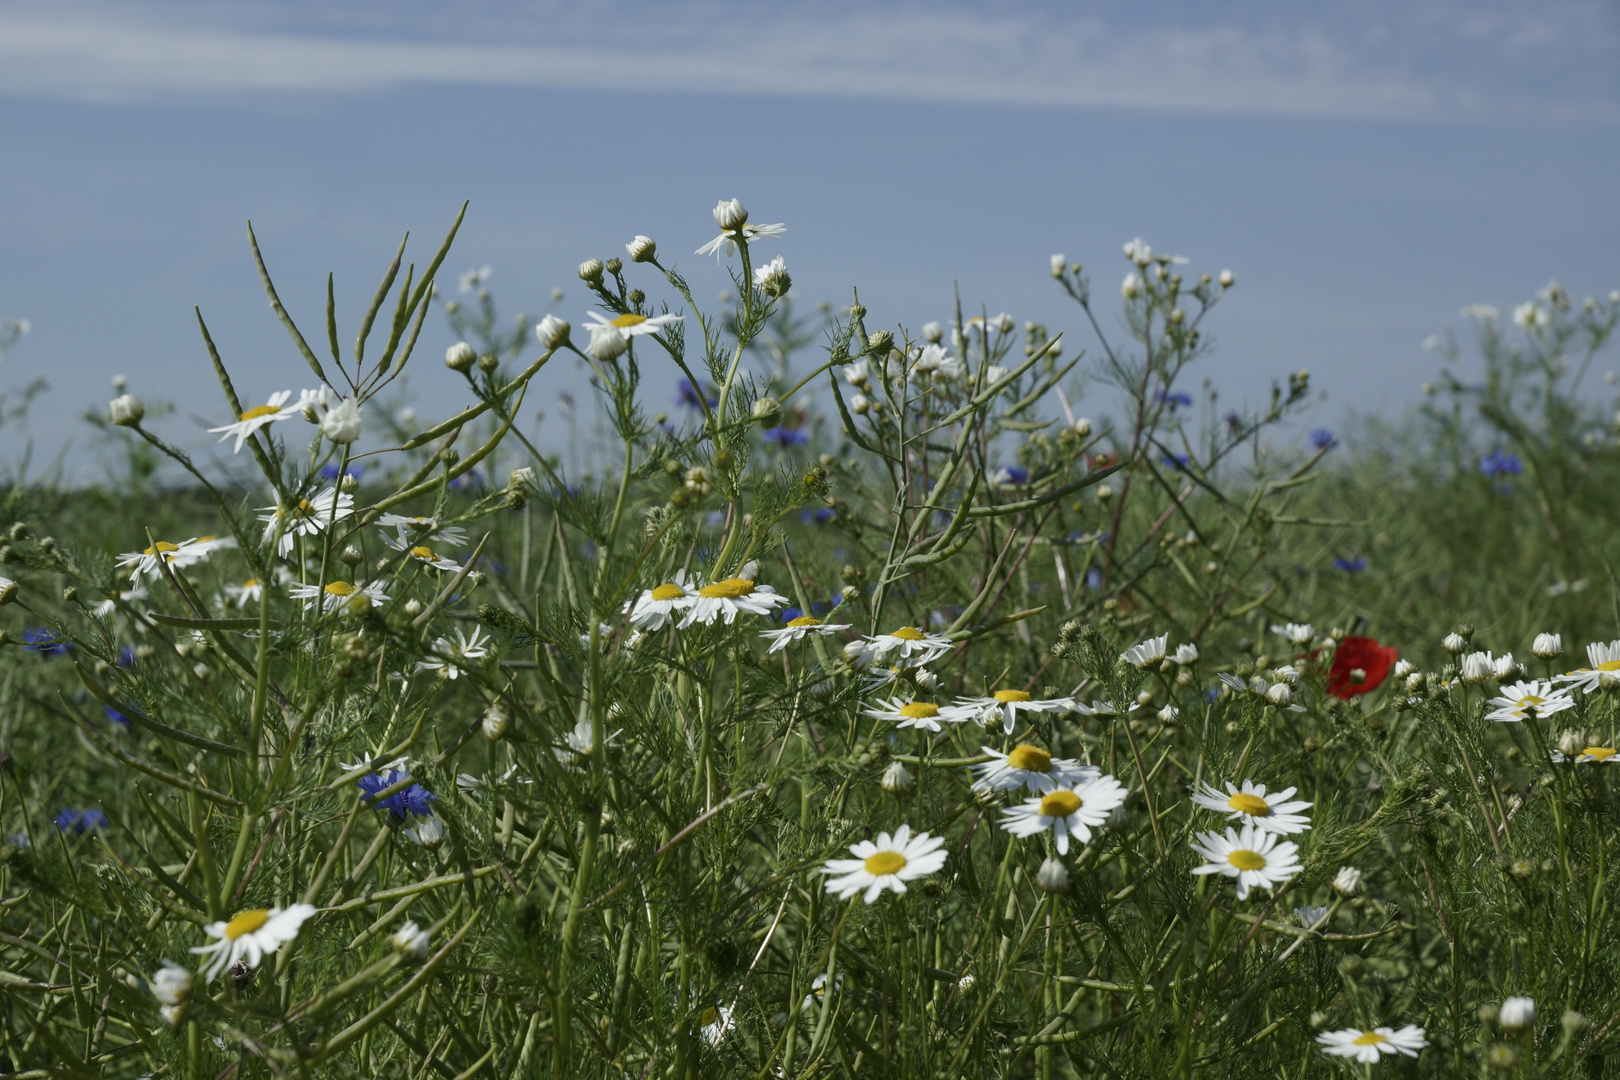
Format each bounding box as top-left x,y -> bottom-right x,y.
2,199 -> 1620,1078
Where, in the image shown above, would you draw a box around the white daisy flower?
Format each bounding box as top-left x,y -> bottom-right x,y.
800,972 -> 843,1012
582,310 -> 683,346
149,961 -> 194,1006
1558,639 -> 1620,693
971,744 -> 1099,795
288,579 -> 388,613
1551,741 -> 1618,764
1461,650 -> 1516,683
1295,905 -> 1330,929
116,538 -> 209,583
625,570 -> 700,631
1000,774 -> 1128,855
696,198 -> 786,258
841,357 -> 871,388
1189,824 -> 1302,900
955,689 -> 1074,736
699,1004 -> 735,1047
677,576 -> 790,627
1190,780 -> 1312,835
1171,643 -> 1199,665
822,824 -> 946,903
1217,673 -> 1306,713
1316,1025 -> 1428,1063
851,627 -> 954,668
208,391 -> 300,452
382,532 -> 463,571
862,696 -> 973,733
190,904 -> 317,982
761,615 -> 851,653
402,812 -> 446,849
416,626 -> 492,680
259,488 -> 353,556
1484,679 -> 1575,722
1271,622 -> 1315,646
376,514 -> 468,548
1121,634 -> 1168,670
92,585 -> 149,618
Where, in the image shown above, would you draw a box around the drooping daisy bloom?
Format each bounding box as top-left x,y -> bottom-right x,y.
1485,680 -> 1576,722
761,615 -> 852,653
1271,622 -> 1315,646
1191,780 -> 1312,835
955,689 -> 1075,736
416,626 -> 492,680
625,570 -> 701,631
376,514 -> 468,548
851,627 -> 954,668
1000,774 -> 1128,855
1551,742 -> 1619,764
382,532 -> 463,571
116,538 -> 206,583
289,579 -> 388,613
822,824 -> 946,903
677,576 -> 790,627
1558,639 -> 1620,694
208,391 -> 300,452
696,198 -> 786,258
259,488 -> 353,555
970,744 -> 1098,794
191,904 -> 317,982
862,696 -> 972,732
1121,634 -> 1168,670
1189,824 -> 1302,900
1316,1025 -> 1428,1064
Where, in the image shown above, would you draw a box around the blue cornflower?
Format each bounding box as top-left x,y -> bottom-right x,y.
105,706 -> 133,731
55,808 -> 109,834
1156,390 -> 1194,410
1333,556 -> 1366,573
449,469 -> 486,491
677,379 -> 717,410
1084,568 -> 1106,591
117,646 -> 137,667
357,769 -> 437,820
1163,453 -> 1190,469
1479,448 -> 1523,479
25,630 -> 68,657
801,507 -> 836,525
319,464 -> 362,481
1310,428 -> 1337,450
762,426 -> 809,447
992,465 -> 1029,487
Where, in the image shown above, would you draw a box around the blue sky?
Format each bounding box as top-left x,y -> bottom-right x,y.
1,0 -> 1617,481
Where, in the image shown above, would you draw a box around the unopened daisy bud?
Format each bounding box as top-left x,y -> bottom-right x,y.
1499,996 -> 1536,1031
1443,632 -> 1466,654
445,341 -> 477,372
482,704 -> 510,741
321,397 -> 363,444
751,397 -> 783,427
1561,1010 -> 1589,1035
1489,1046 -> 1518,1070
403,598 -> 422,617
1405,671 -> 1426,692
866,329 -> 893,355
921,321 -> 943,343
1332,865 -> 1363,897
713,198 -> 748,230
535,314 -> 571,350
1073,417 -> 1092,438
1532,633 -> 1563,659
1218,269 -> 1234,287
1557,728 -> 1586,755
1049,253 -> 1066,278
391,920 -> 431,961
913,668 -> 940,692
1172,643 -> 1198,664
587,325 -> 629,362
109,393 -> 145,427
0,578 -> 15,605
1158,704 -> 1180,724
149,962 -> 193,1006
1036,857 -> 1070,893
1393,659 -> 1415,678
159,1003 -> 186,1029
880,760 -> 913,793
578,258 -> 605,286
1095,483 -> 1113,501
850,393 -> 870,415
626,235 -> 657,262
955,973 -> 976,994
1265,682 -> 1293,707
753,255 -> 791,298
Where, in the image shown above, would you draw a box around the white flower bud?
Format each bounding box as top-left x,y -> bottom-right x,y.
109,393 -> 145,427
1158,704 -> 1180,724
1405,671 -> 1425,692
1172,643 -> 1199,665
149,962 -> 193,1006
578,258 -> 605,285
159,1004 -> 186,1029
1499,996 -> 1536,1032
712,198 -> 748,230
391,920 -> 432,961
1050,253 -> 1066,278
1442,633 -> 1466,654
403,598 -> 423,617
536,314 -> 571,350
1072,417 -> 1092,438
444,341 -> 477,372
482,704 -> 510,741
955,974 -> 976,994
913,668 -> 940,692
880,760 -> 913,793
1393,659 -> 1415,678
1532,633 -> 1563,660
1036,857 -> 1070,893
1332,865 -> 1363,897
626,235 -> 657,262
0,577 -> 15,605
1265,682 -> 1293,707
1122,272 -> 1143,299
586,324 -> 630,362
850,393 -> 870,415
922,321 -> 943,343
320,397 -> 363,444
1218,269 -> 1234,287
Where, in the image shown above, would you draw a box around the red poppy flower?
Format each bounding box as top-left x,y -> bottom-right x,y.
1328,635 -> 1398,699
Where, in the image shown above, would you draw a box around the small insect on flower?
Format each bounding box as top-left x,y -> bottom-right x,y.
260,488 -> 354,556
1191,780 -> 1313,834
208,390 -> 300,452
416,626 -> 492,680
1189,824 -> 1302,900
626,570 -> 702,631
822,824 -> 947,903
1485,680 -> 1575,722
1000,774 -> 1128,855
760,615 -> 852,653
1557,639 -> 1620,694
191,905 -> 317,982
970,744 -> 1098,795
1315,1025 -> 1428,1064
955,689 -> 1075,736
289,579 -> 388,614
863,696 -> 974,732
678,574 -> 790,627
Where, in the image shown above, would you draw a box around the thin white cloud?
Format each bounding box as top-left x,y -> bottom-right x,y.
0,3 -> 1613,122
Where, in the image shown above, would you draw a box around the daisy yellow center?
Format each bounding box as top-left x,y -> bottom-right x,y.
1226,849 -> 1267,871
1006,745 -> 1052,773
1584,746 -> 1617,761
899,703 -> 939,720
242,579 -> 259,589
1517,695 -> 1545,708
994,689 -> 1032,702
787,615 -> 822,627
240,404 -> 282,420
142,541 -> 179,556
324,581 -> 357,596
611,313 -> 648,329
890,626 -> 927,641
699,578 -> 756,599
1040,790 -> 1083,816
863,850 -> 907,876
1599,660 -> 1620,671
225,909 -> 270,939
291,498 -> 315,517
197,535 -> 216,542
700,1005 -> 719,1026
650,584 -> 687,601
1352,1031 -> 1387,1047
1227,793 -> 1271,816
410,546 -> 437,560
